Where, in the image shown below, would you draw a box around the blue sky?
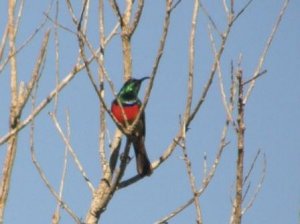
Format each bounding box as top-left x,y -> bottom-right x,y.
0,1 -> 299,223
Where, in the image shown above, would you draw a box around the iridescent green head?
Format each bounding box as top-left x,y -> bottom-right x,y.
117,77 -> 149,104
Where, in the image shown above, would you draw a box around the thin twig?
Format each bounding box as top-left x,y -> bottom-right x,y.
232,0 -> 255,24
129,0 -> 144,36
182,0 -> 202,222
184,0 -> 199,123
170,0 -> 183,11
155,137 -> 230,224
0,25 -> 8,64
242,153 -> 267,215
243,149 -> 261,185
109,0 -> 123,26
208,24 -> 234,124
244,0 -> 290,104
65,0 -> 78,25
52,110 -> 70,224
98,0 -> 109,175
188,17 -> 233,127
242,69 -> 267,86
18,30 -> 51,113
30,82 -> 80,224
54,0 -> 60,113
180,128 -> 202,224
0,0 -> 53,74
50,113 -> 95,192
14,0 -> 25,37
200,1 -> 222,37
30,132 -> 81,223
0,49 -> 98,146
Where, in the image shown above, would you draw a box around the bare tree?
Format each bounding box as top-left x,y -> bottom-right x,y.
0,0 -> 289,223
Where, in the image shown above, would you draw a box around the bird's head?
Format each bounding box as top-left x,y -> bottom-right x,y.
117,77 -> 149,103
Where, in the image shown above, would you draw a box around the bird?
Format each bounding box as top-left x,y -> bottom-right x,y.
111,77 -> 152,176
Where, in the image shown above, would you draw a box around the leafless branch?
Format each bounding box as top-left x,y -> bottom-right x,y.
54,0 -> 60,112
78,0 -> 90,34
29,78 -> 80,224
18,30 -> 50,113
65,0 -> 78,24
109,0 -> 123,26
0,1 -> 19,219
0,0 -> 53,74
52,111 -> 70,224
50,113 -> 95,192
156,75 -> 235,223
180,131 -> 203,223
242,153 -> 267,215
180,0 -> 202,222
0,25 -> 8,64
230,68 -> 245,224
200,1 -> 222,37
244,0 -> 290,104
232,0 -> 255,23
188,18 -> 233,127
0,44 -> 100,146
184,0 -> 199,122
208,24 -> 234,124
117,0 -> 175,188
171,0 -> 182,11
30,124 -> 81,223
242,69 -> 267,86
129,0 -> 144,35
14,0 -> 25,36
97,0 -> 109,175
155,130 -> 230,224
128,0 -> 173,137
84,138 -> 131,223
243,149 -> 261,185
44,12 -> 76,35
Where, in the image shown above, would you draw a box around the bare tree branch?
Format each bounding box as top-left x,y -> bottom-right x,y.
52,111 -> 70,224
0,1 -> 19,219
0,25 -> 8,63
129,0 -> 144,35
97,0 -> 109,176
109,0 -> 123,26
0,0 -> 53,74
244,0 -> 290,104
18,30 -> 50,113
232,0 -> 255,23
188,20 -> 232,127
230,68 -> 245,224
30,119 -> 81,223
0,48 -> 99,146
84,138 -> 131,223
54,0 -> 60,113
28,64 -> 80,223
50,113 -> 95,192
180,0 -> 202,222
155,130 -> 230,224
242,153 -> 267,215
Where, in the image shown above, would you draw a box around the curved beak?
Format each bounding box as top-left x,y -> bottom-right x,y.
139,76 -> 150,83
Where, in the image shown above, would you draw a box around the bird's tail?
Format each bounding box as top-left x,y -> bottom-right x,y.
132,136 -> 152,176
